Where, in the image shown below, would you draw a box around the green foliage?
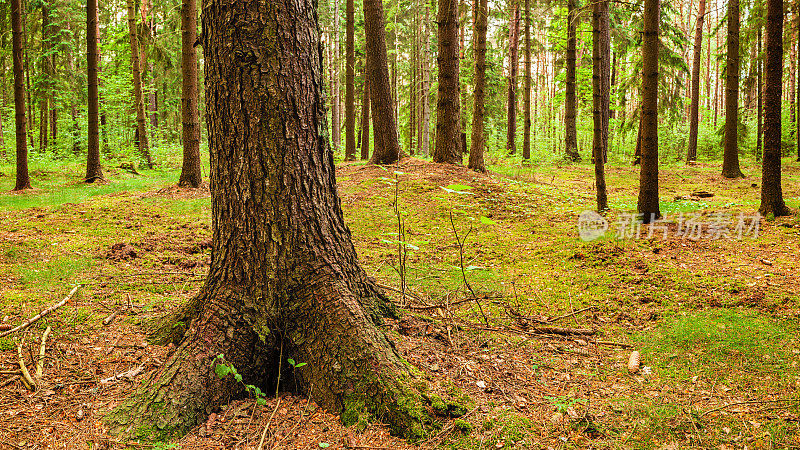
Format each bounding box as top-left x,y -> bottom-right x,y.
214,355 -> 269,406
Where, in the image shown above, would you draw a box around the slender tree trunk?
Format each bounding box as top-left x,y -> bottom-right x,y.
722,0 -> 744,177
687,0 -> 706,161
760,0 -> 790,216
522,0 -> 531,160
468,0 -> 487,172
565,0 -> 580,161
360,74 -> 371,160
365,0 -> 401,164
409,14 -> 417,156
127,0 -> 153,168
796,2 -> 800,161
332,0 -> 340,154
638,0 -> 660,221
23,1 -> 32,150
11,0 -> 29,190
434,0 -> 462,164
592,0 -> 609,211
178,0 -> 201,187
421,0 -> 431,158
104,0 -> 432,440
757,24 -> 763,160
344,0 -> 356,161
85,0 -> 103,182
506,3 -> 520,155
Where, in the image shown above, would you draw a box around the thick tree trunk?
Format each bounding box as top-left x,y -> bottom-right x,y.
421,0 -> 431,158
434,0 -> 462,164
522,0 -> 531,160
565,0 -> 580,162
722,0 -> 744,177
344,0 -> 356,161
638,0 -> 660,222
757,25 -> 763,160
11,0 -> 29,191
592,0 -> 609,211
332,0 -> 341,154
85,0 -> 103,182
687,0 -> 705,162
178,0 -> 202,188
105,0 -> 432,441
468,0 -> 488,172
365,0 -> 401,164
127,0 -> 153,169
759,0 -> 790,216
506,3 -> 520,155
796,4 -> 800,162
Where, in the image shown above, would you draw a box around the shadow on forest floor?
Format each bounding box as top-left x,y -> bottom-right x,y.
1,156 -> 800,448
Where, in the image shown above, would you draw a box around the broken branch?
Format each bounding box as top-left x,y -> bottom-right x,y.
0,286 -> 80,338
17,341 -> 36,391
35,326 -> 52,380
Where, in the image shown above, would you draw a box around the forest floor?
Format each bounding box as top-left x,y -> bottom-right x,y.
0,156 -> 800,449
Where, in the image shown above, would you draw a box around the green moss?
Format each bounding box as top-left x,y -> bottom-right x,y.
453,419 -> 473,434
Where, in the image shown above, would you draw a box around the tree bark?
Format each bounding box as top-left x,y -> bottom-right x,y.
421,0 -> 431,158
178,0 -> 202,188
796,3 -> 800,162
365,0 -> 401,164
332,0 -> 341,154
85,0 -> 103,182
759,0 -> 790,216
757,25 -> 763,160
360,65 -> 371,160
565,0 -> 580,162
344,0 -> 356,161
468,0 -> 488,172
722,0 -> 744,177
11,0 -> 29,191
105,0 -> 433,441
638,0 -> 660,222
592,0 -> 609,211
522,0 -> 531,160
687,0 -> 705,162
434,0 -> 462,164
127,0 -> 153,169
506,3 -> 520,155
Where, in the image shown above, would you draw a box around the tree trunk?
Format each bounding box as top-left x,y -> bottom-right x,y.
522,0 -> 531,160
434,0 -> 462,164
11,0 -> 29,191
687,0 -> 705,162
127,0 -> 153,168
104,0 -> 432,440
365,0 -> 401,164
23,5 -> 32,150
638,0 -> 660,222
796,3 -> 800,162
565,0 -> 580,161
468,0 -> 488,172
506,3 -> 520,155
757,25 -> 763,160
178,0 -> 202,188
722,0 -> 744,177
85,0 -> 103,182
360,74 -> 371,160
344,0 -> 356,161
592,0 -> 609,211
332,0 -> 340,154
421,0 -> 431,158
759,0 -> 790,216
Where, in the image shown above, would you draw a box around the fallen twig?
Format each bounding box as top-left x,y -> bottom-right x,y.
550,306 -> 596,323
527,326 -> 596,336
700,399 -> 800,417
35,326 -> 51,380
100,365 -> 145,384
595,340 -> 633,348
102,310 -> 120,326
0,286 -> 80,338
17,341 -> 36,391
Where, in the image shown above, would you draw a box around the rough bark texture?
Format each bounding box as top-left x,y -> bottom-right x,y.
756,25 -> 762,160
85,0 -> 103,183
332,0 -> 341,154
127,0 -> 153,169
11,0 -> 29,191
686,0 -> 705,162
759,0 -> 790,216
365,0 -> 402,164
797,6 -> 800,162
105,0 -> 433,441
434,0 -> 462,164
592,0 -> 609,211
506,3 -> 520,155
638,0 -> 661,222
468,0 -> 488,173
522,0 -> 531,160
565,0 -> 580,162
178,0 -> 202,188
421,1 -> 431,158
344,0 -> 356,161
722,0 -> 744,178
